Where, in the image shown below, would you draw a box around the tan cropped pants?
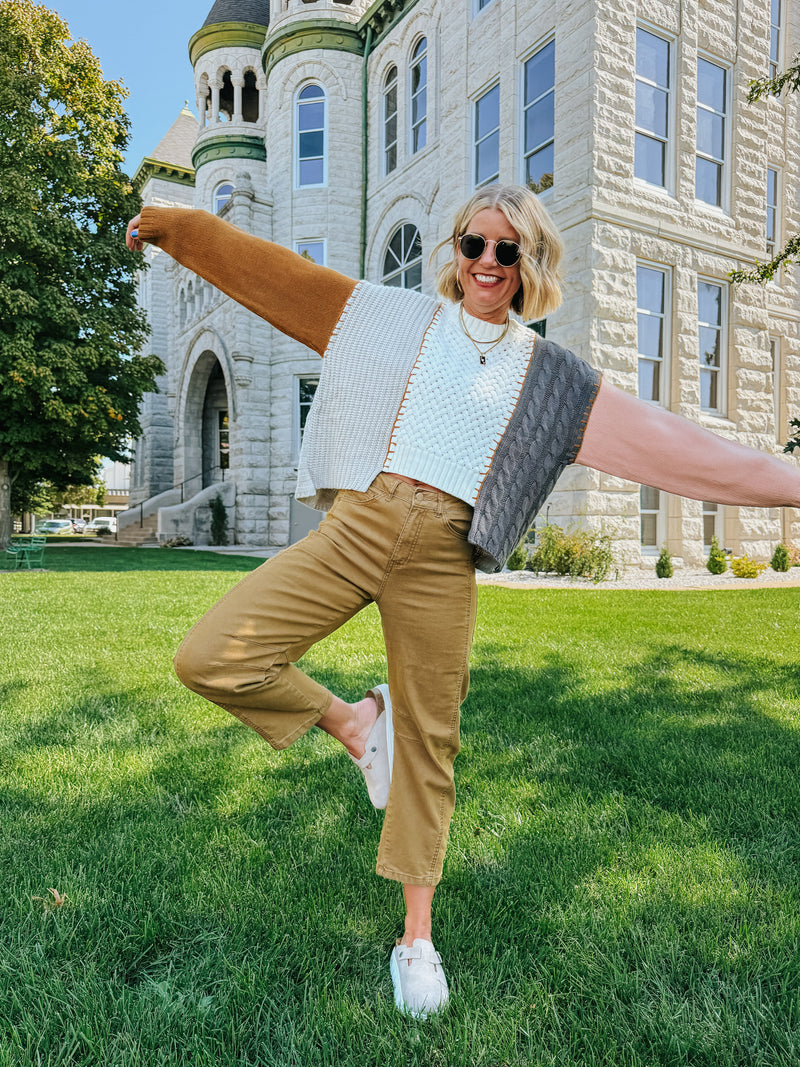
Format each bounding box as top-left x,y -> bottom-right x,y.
173,474 -> 477,887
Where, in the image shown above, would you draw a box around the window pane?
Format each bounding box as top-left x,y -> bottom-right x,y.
524,40 -> 554,103
526,141 -> 553,187
525,95 -> 555,152
299,84 -> 324,101
636,82 -> 668,138
299,158 -> 324,185
698,282 -> 722,324
637,314 -> 663,361
476,85 -> 499,139
695,156 -> 721,205
700,368 -> 718,410
638,358 -> 660,402
641,485 -> 660,511
698,59 -> 726,111
703,513 -> 716,545
413,119 -> 427,152
386,114 -> 397,143
299,131 -> 324,158
634,133 -> 665,185
299,101 -> 324,131
637,266 -> 665,312
636,29 -> 669,86
404,261 -> 422,291
412,88 -> 427,127
697,109 -> 724,160
296,240 -> 325,264
699,326 -> 720,367
476,130 -> 500,185
411,56 -> 426,95
641,513 -> 658,547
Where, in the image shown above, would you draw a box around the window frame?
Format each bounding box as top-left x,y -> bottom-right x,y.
474,0 -> 497,13
294,239 -> 327,266
770,0 -> 782,79
295,374 -> 320,456
213,181 -> 233,214
639,485 -> 665,554
409,37 -> 428,155
697,276 -> 728,416
381,223 -> 423,291
382,64 -> 399,175
635,260 -> 672,406
634,25 -> 674,192
474,82 -> 500,187
695,54 -> 731,212
295,82 -> 327,189
766,166 -> 780,260
520,37 -> 555,193
702,500 -> 723,550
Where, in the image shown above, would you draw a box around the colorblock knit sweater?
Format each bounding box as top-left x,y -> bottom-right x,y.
135,208 -> 800,571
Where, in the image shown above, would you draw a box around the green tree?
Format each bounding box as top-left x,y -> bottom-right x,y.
729,55 -> 800,453
0,1 -> 163,546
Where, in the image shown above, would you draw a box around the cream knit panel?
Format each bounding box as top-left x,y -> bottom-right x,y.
383,303 -> 536,503
295,281 -> 439,508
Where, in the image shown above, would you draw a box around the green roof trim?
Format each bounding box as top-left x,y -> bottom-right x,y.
358,0 -> 421,48
191,133 -> 266,170
133,158 -> 196,191
262,19 -> 362,77
189,22 -> 269,65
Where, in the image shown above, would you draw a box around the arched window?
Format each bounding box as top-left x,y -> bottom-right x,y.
179,289 -> 187,328
383,65 -> 398,174
214,182 -> 233,214
410,38 -> 427,154
296,84 -> 326,187
219,70 -> 234,121
382,224 -> 422,290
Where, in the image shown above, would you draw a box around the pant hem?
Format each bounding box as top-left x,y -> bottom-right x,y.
375,863 -> 442,888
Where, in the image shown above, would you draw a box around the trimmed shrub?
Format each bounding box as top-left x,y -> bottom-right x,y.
730,555 -> 766,579
706,536 -> 727,575
210,494 -> 229,546
655,546 -> 673,578
526,523 -> 615,583
161,536 -> 193,548
771,543 -> 791,572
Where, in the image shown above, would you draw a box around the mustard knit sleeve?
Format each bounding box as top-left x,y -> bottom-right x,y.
137,207 -> 356,356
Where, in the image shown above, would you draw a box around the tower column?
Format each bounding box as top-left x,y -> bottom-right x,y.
232,75 -> 244,123
210,79 -> 221,124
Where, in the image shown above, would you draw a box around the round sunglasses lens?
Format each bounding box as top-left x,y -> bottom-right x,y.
495,242 -> 521,267
459,234 -> 485,259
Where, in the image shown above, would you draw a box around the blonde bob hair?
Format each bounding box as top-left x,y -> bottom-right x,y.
434,184 -> 564,321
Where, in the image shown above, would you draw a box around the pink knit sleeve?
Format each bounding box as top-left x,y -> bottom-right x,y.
575,379 -> 800,507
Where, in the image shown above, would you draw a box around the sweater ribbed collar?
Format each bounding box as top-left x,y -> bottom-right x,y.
457,304 -> 509,343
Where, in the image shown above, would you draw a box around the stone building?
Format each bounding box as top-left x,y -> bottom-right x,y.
122,0 -> 800,565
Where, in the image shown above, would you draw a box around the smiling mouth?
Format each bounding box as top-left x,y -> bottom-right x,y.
473,274 -> 501,284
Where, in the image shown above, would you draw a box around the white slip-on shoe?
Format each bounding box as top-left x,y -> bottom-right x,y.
349,683 -> 393,809
390,938 -> 449,1020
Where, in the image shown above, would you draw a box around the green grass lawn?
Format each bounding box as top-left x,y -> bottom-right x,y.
2,547 -> 800,1066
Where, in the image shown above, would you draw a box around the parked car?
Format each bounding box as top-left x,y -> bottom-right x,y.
35,519 -> 75,535
84,516 -> 117,535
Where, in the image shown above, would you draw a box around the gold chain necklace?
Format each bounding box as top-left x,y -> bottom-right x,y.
459,304 -> 510,365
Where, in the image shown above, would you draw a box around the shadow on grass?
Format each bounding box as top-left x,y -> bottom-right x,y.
24,546 -> 265,574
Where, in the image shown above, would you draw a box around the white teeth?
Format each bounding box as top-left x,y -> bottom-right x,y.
475,274 -> 500,283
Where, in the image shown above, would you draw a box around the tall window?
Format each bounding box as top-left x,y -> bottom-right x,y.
523,40 -> 554,191
295,240 -> 326,265
698,279 -> 726,413
767,167 -> 779,259
696,58 -> 728,208
635,29 -> 671,188
640,486 -> 662,550
410,38 -> 427,154
703,501 -> 721,548
636,264 -> 669,403
770,0 -> 782,78
297,376 -> 319,451
475,84 -> 500,186
296,84 -> 326,187
214,182 -> 233,214
383,65 -> 398,174
218,411 -> 230,470
382,224 -> 422,290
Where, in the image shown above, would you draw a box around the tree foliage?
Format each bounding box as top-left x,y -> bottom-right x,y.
0,1 -> 163,545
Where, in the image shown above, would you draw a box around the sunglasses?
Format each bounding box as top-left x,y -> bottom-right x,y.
457,233 -> 524,267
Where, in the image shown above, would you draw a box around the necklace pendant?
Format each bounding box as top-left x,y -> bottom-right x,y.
480,354 -> 486,365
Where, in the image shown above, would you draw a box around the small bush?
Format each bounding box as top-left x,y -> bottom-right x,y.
210,494 -> 229,546
161,536 -> 193,549
771,543 -> 791,572
526,523 -> 615,583
655,546 -> 673,578
706,536 -> 727,575
730,554 -> 766,579
505,543 -> 528,571
785,543 -> 800,568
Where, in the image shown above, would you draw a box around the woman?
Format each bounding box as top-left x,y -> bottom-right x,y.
126,184 -> 800,1019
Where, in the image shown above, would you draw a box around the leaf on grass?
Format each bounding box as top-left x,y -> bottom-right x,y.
32,887 -> 67,909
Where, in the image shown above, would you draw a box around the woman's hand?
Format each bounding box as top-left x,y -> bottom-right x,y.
126,214 -> 144,252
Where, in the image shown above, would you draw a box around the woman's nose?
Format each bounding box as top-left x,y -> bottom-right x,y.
478,240 -> 498,265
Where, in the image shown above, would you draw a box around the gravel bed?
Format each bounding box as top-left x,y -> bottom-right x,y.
477,566 -> 800,591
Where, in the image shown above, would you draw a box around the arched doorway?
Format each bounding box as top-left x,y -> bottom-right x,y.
202,361 -> 229,487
